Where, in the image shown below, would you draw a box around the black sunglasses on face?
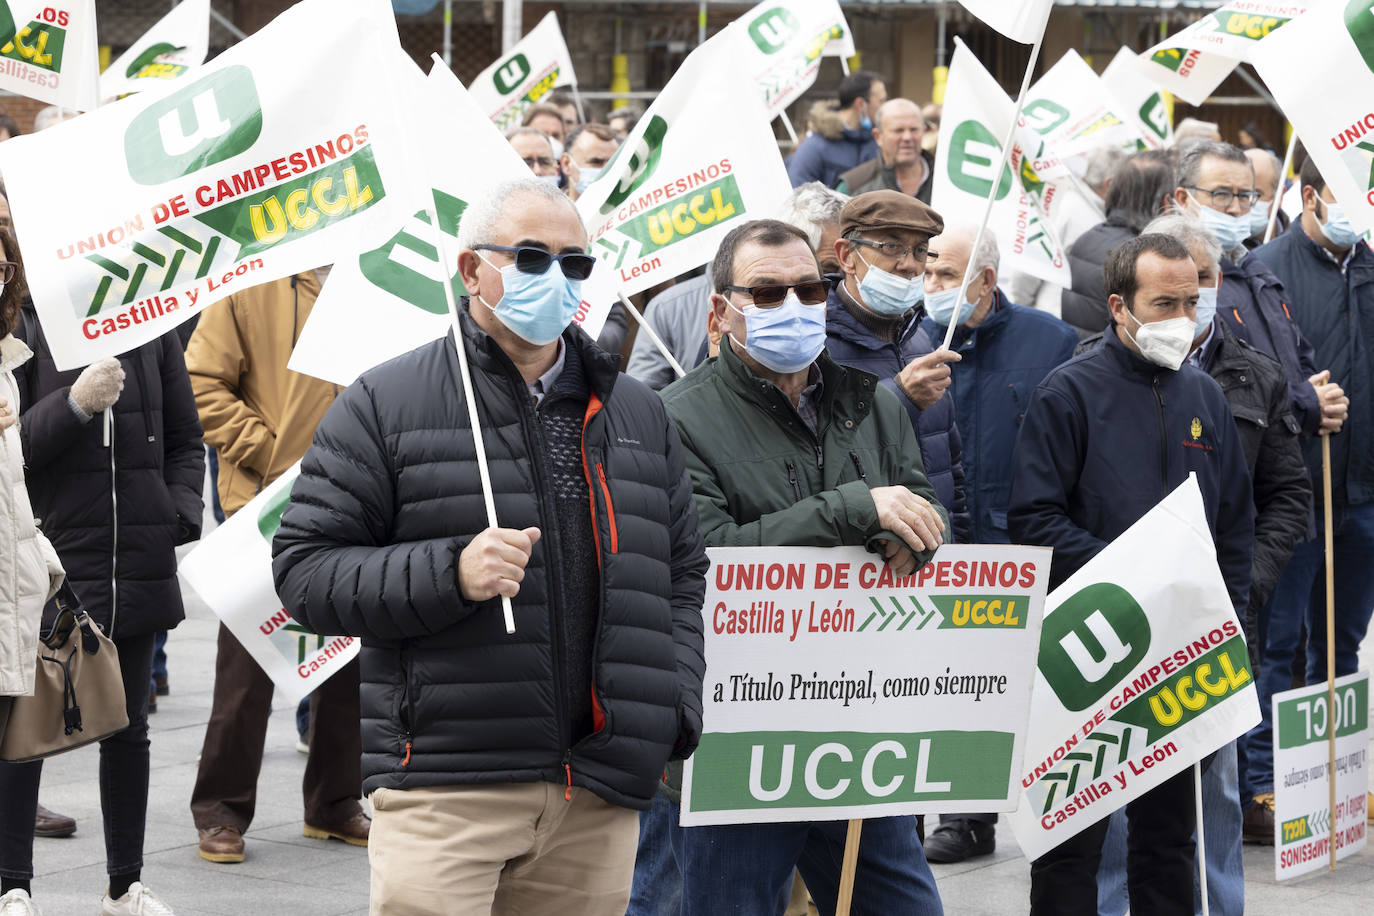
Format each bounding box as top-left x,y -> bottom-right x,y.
474,245 -> 597,281
724,279 -> 832,307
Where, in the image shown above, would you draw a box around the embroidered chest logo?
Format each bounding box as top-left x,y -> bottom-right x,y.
1190,417 -> 1202,440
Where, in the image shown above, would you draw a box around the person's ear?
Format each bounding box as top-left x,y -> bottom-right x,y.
1108,293 -> 1129,324
458,250 -> 484,297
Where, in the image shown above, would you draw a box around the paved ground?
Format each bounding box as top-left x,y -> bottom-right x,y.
20,508 -> 1374,914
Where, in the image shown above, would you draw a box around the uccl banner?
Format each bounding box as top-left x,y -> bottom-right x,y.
725,0 -> 855,120
469,11 -> 576,135
290,59 -> 616,388
0,0 -> 416,371
1251,1 -> 1374,235
577,30 -> 792,298
1008,478 -> 1260,861
180,466 -> 359,704
100,0 -> 210,101
1101,48 -> 1173,151
680,544 -> 1050,826
0,0 -> 98,110
1139,2 -> 1308,106
934,41 -> 1072,286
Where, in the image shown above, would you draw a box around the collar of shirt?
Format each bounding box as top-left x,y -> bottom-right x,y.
1187,317 -> 1218,371
791,364 -> 825,435
528,340 -> 566,408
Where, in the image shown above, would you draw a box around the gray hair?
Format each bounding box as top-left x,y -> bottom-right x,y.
1176,140 -> 1252,190
1247,148 -> 1283,196
1174,118 -> 1221,144
937,224 -> 1000,274
505,125 -> 557,155
457,177 -> 584,252
1142,213 -> 1221,272
775,182 -> 848,250
1083,145 -> 1128,193
32,106 -> 68,131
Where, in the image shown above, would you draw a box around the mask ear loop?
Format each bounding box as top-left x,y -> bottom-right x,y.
473,251 -> 504,313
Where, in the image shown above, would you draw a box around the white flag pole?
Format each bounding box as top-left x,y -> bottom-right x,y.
619,292 -> 687,378
1195,761 -> 1210,916
427,198 -> 517,635
778,111 -> 799,146
1263,130 -> 1299,245
571,82 -> 588,123
940,31 -> 1047,352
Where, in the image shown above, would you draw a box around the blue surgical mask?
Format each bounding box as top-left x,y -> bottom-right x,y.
728,292 -> 826,374
1248,199 -> 1272,237
924,284 -> 977,329
1319,201 -> 1362,249
1194,284 -> 1218,335
859,115 -> 874,131
1191,194 -> 1252,251
572,159 -> 602,194
856,251 -> 924,317
539,174 -> 561,187
476,253 -> 582,346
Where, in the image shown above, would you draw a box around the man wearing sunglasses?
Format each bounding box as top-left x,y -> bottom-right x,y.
660,218 -> 948,915
826,190 -> 971,545
273,177 -> 708,916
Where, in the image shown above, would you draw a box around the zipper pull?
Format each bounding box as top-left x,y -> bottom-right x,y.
401,735 -> 412,766
563,752 -> 573,801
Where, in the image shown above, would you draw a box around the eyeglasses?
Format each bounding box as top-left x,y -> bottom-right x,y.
723,280 -> 832,307
1185,186 -> 1261,208
847,237 -> 937,263
473,245 -> 596,281
521,156 -> 556,170
0,261 -> 16,284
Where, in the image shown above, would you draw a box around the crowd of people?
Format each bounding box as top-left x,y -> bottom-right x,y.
0,59 -> 1368,916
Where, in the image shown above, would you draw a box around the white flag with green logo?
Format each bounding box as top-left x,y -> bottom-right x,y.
0,0 -> 98,110
100,0 -> 210,101
576,30 -> 792,298
1250,0 -> 1374,235
180,465 -> 359,703
1008,476 -> 1260,861
724,0 -> 856,120
0,0 -> 418,371
1022,50 -> 1149,174
1138,2 -> 1309,106
1101,47 -> 1173,151
289,59 -> 617,388
468,11 -> 577,135
933,42 -> 1072,286
957,0 -> 1052,44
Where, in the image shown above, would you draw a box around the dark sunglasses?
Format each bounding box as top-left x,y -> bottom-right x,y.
0,261 -> 16,285
474,245 -> 596,281
724,279 -> 832,307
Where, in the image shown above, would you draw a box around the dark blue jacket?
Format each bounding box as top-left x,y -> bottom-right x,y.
1218,252 -> 1321,436
825,287 -> 971,543
1008,328 -> 1254,618
1252,221 -> 1374,508
785,106 -> 879,189
921,289 -> 1078,544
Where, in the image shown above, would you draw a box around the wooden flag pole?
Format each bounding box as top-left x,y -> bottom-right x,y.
1322,432 -> 1337,870
1263,130 -> 1299,245
618,292 -> 687,379
429,197 -> 517,635
835,818 -> 864,916
939,30 -> 1047,352
1195,762 -> 1210,916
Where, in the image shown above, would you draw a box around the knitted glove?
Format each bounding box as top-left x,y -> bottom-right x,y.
70,358 -> 124,415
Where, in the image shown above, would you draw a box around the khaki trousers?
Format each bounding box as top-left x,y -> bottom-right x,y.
369,782 -> 640,916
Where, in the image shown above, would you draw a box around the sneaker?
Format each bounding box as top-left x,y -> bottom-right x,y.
100,882 -> 174,916
1244,792 -> 1276,845
922,819 -> 995,863
0,888 -> 41,916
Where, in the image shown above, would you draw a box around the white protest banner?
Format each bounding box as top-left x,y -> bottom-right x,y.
1139,2 -> 1308,106
577,30 -> 792,298
724,0 -> 855,120
680,544 -> 1050,826
933,42 -> 1072,286
0,0 -> 97,110
468,11 -> 576,135
1251,1 -> 1374,234
1101,48 -> 1174,151
1008,477 -> 1261,862
957,0 -> 1052,45
1272,671 -> 1369,879
1022,50 -> 1149,174
289,60 -> 616,388
0,0 -> 418,371
100,0 -> 210,101
180,466 -> 359,703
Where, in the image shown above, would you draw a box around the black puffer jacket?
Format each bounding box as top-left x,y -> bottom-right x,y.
15,305 -> 204,638
272,307 -> 708,809
1060,211 -> 1138,339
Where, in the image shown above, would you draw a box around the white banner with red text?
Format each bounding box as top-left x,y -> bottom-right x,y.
0,0 -> 98,111
468,11 -> 577,135
723,0 -> 856,120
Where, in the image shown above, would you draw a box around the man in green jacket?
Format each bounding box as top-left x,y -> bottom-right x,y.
657,218 -> 948,915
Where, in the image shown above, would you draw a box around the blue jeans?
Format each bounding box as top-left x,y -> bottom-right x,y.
627,795 -> 682,916
678,813 -> 942,916
1096,745 -> 1242,916
1246,501 -> 1374,794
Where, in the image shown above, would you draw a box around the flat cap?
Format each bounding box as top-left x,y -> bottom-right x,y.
840,190 -> 944,238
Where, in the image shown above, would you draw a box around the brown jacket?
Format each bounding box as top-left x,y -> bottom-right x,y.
185,273 -> 336,517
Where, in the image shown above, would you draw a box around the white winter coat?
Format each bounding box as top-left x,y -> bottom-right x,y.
0,333 -> 63,696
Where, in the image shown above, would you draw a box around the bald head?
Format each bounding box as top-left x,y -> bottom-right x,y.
874,98 -> 926,167
1246,147 -> 1283,202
